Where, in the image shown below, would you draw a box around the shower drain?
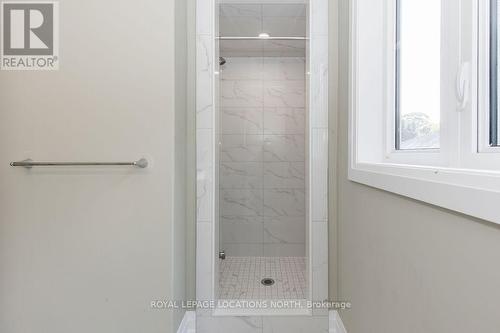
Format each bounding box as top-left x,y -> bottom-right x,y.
261,278 -> 275,286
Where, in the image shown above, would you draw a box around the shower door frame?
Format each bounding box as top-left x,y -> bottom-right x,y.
195,0 -> 329,316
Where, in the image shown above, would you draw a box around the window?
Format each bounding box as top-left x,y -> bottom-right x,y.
350,0 -> 500,224
396,0 -> 441,150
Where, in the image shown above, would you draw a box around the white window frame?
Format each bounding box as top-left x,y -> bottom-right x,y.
478,0 -> 500,153
463,0 -> 500,169
349,0 -> 500,225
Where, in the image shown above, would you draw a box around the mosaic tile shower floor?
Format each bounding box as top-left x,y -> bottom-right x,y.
219,257 -> 307,300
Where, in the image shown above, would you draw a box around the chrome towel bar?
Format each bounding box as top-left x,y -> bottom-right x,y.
10,158 -> 148,169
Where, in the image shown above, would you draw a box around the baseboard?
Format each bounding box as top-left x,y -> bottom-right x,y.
177,311 -> 196,333
329,311 -> 347,333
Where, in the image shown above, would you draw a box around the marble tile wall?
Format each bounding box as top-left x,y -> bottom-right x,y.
219,4 -> 306,38
219,56 -> 306,257
219,4 -> 307,57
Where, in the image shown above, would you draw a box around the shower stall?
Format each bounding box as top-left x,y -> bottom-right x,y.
196,0 -> 328,330
218,3 -> 308,300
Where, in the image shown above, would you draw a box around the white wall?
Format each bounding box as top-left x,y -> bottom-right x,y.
0,0 -> 188,332
334,0 -> 500,332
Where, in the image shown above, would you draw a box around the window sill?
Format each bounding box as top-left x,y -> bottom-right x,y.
348,162 -> 500,224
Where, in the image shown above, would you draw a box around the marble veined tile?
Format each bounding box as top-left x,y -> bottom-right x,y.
221,189 -> 263,217
221,243 -> 264,257
196,35 -> 213,129
262,316 -> 329,333
220,16 -> 262,39
197,129 -> 213,221
221,57 -> 263,81
263,134 -> 305,162
263,244 -> 306,257
221,80 -> 263,108
264,216 -> 306,244
196,222 -> 213,300
311,0 -> 328,36
197,312 -> 263,333
263,162 -> 305,189
310,36 -> 329,128
263,189 -> 305,217
220,162 -> 263,189
262,4 -> 307,17
221,108 -> 263,134
220,40 -> 264,58
263,16 -> 307,38
311,129 -> 328,221
264,107 -> 305,134
263,40 -> 306,57
221,219 -> 264,244
196,0 -> 213,35
264,80 -> 305,108
263,57 -> 306,81
221,134 -> 263,162
312,222 -> 329,300
220,4 -> 262,18
221,216 -> 264,224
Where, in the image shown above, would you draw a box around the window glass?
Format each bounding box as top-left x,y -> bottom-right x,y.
491,0 -> 499,146
396,0 -> 441,150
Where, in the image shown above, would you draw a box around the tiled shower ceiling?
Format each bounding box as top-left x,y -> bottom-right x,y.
219,3 -> 307,57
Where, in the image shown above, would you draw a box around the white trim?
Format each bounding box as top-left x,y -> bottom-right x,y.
349,163 -> 500,223
466,0 -> 500,166
213,301 -> 312,317
477,0 -> 494,154
177,311 -> 196,333
329,311 -> 348,333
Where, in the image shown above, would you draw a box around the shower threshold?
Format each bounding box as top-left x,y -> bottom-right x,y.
213,299 -> 311,317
